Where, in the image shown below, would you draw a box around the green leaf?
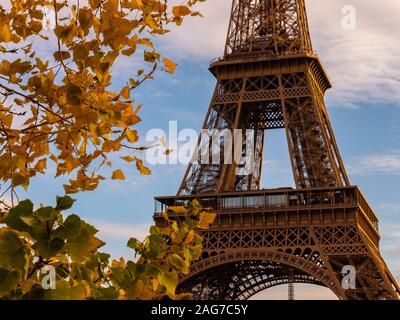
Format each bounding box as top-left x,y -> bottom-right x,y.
0,268 -> 22,296
143,262 -> 162,279
189,243 -> 203,261
32,238 -> 65,259
52,214 -> 81,240
71,263 -> 92,282
44,281 -> 87,300
35,206 -> 57,223
168,254 -> 189,274
64,221 -> 104,262
4,200 -> 34,233
91,286 -> 119,300
146,234 -> 166,258
110,267 -> 132,289
127,237 -> 142,252
158,271 -> 178,298
56,196 -> 76,211
0,229 -> 28,271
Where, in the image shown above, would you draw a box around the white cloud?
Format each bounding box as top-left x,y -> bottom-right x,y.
86,219 -> 150,261
376,222 -> 400,282
160,0 -> 400,108
89,218 -> 150,241
348,152 -> 400,175
378,203 -> 400,215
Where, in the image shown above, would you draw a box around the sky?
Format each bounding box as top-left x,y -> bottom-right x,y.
14,0 -> 400,299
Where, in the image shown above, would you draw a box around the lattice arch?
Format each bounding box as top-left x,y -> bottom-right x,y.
179,250 -> 344,300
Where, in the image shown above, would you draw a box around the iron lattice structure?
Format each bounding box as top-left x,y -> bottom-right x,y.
154,0 -> 400,300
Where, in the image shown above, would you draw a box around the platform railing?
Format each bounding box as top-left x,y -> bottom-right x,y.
209,48 -> 317,67
154,186 -> 379,229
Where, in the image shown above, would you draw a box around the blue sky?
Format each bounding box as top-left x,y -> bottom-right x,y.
17,0 -> 400,299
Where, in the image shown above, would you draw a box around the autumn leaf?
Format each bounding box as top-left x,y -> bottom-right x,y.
168,206 -> 186,214
0,194 -> 212,300
0,0 -> 201,197
163,58 -> 177,74
0,1 -> 208,300
120,86 -> 130,99
120,155 -> 135,163
198,212 -> 217,229
35,159 -> 47,172
112,169 -> 125,180
138,38 -> 153,48
125,128 -> 138,143
0,23 -> 12,42
172,6 -> 191,17
136,160 -> 151,175
53,51 -> 71,61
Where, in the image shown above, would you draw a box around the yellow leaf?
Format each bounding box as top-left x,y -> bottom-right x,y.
50,154 -> 58,163
172,6 -> 191,17
168,206 -> 186,214
125,0 -> 143,9
163,58 -> 177,74
121,155 -> 135,162
184,230 -> 195,245
14,98 -> 24,106
120,86 -> 130,99
138,38 -> 153,48
104,0 -> 118,11
112,169 -> 125,180
122,108 -> 141,126
79,140 -> 86,156
198,212 -> 216,229
35,159 -> 47,172
144,15 -> 158,30
0,23 -> 12,42
125,128 -> 138,143
136,160 -> 151,175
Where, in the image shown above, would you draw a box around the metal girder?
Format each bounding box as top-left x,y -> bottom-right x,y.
224,0 -> 313,58
178,66 -> 349,195
155,0 -> 398,300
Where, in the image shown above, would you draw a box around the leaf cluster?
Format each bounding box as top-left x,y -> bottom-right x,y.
0,196 -> 215,299
0,0 -> 203,203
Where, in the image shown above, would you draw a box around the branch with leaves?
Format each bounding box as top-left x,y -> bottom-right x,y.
0,0 -> 204,204
0,196 -> 215,299
0,0 -> 216,301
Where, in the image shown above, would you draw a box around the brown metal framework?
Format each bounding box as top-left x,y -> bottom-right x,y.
154,0 -> 399,300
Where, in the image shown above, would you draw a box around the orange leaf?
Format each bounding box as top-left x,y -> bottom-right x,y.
112,169 -> 125,180
120,86 -> 130,99
35,159 -> 47,172
0,24 -> 12,42
125,128 -> 139,143
172,6 -> 191,17
163,58 -> 177,74
121,155 -> 135,162
136,160 -> 151,175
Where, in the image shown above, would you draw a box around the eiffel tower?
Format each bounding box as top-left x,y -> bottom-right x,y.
154,0 -> 400,300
